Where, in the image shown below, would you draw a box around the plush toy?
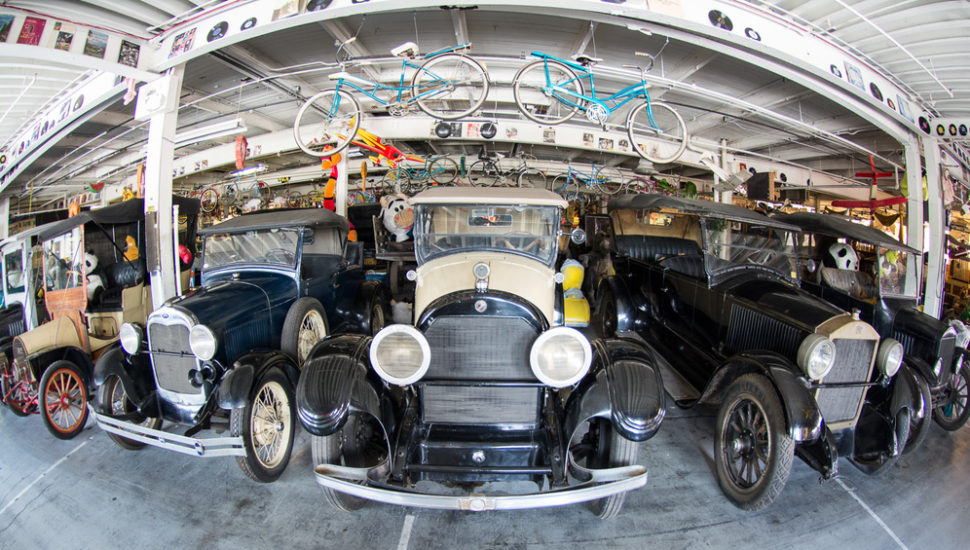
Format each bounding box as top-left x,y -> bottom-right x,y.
380,193 -> 414,242
123,235 -> 139,261
84,251 -> 105,303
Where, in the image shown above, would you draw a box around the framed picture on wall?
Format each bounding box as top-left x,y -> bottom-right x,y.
844,62 -> 865,90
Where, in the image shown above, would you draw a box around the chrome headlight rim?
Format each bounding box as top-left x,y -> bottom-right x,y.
797,333 -> 836,381
369,324 -> 431,386
119,323 -> 143,355
188,324 -> 218,361
877,338 -> 905,378
529,326 -> 592,388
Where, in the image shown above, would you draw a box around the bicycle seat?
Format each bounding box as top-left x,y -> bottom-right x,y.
391,42 -> 419,58
572,54 -> 602,67
328,71 -> 371,87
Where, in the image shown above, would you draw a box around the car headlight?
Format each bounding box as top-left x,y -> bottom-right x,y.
876,338 -> 904,378
370,324 -> 430,385
529,327 -> 592,388
119,323 -> 143,355
189,324 -> 218,361
797,334 -> 836,380
947,321 -> 969,348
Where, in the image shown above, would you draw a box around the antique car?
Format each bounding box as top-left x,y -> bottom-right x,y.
91,208 -> 389,482
587,194 -> 921,511
774,211 -> 969,447
5,197 -> 199,439
296,187 -> 665,518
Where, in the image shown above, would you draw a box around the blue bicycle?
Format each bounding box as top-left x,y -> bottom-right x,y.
550,163 -> 624,199
512,50 -> 688,164
294,39 -> 490,157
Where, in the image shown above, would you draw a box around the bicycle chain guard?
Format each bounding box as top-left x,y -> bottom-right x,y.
586,103 -> 609,124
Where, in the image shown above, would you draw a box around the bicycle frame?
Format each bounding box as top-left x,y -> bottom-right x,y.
530,52 -> 660,126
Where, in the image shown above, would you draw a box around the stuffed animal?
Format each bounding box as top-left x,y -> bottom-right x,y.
380,193 -> 414,242
123,235 -> 139,261
84,251 -> 105,303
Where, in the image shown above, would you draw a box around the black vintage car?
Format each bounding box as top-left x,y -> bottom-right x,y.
588,194 -> 921,511
296,187 -> 665,517
775,211 -> 970,447
91,208 -> 389,482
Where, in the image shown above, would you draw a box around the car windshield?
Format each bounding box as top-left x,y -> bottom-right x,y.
203,228 -> 300,270
414,204 -> 559,266
701,218 -> 797,280
878,248 -> 917,297
44,227 -> 84,292
4,248 -> 24,294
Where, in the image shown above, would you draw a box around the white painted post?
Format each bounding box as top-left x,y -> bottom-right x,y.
335,153 -> 349,217
904,138 -> 924,303
923,138 -> 945,318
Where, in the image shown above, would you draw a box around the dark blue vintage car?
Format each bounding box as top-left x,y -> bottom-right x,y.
296,188 -> 665,518
91,208 -> 389,482
775,211 -> 970,449
587,195 -> 922,511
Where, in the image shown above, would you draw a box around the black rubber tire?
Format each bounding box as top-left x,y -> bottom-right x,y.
428,157 -> 459,185
516,168 -> 546,189
583,419 -> 638,519
39,360 -> 89,440
598,287 -> 617,338
97,375 -> 162,451
230,367 -> 297,483
714,374 -> 794,511
281,297 -> 329,367
311,414 -> 373,512
467,160 -> 499,187
933,362 -> 970,431
369,296 -> 387,336
903,373 -> 933,455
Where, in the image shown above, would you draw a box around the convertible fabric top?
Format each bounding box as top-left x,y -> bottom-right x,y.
35,197 -> 201,241
410,187 -> 569,208
608,194 -> 800,232
773,212 -> 919,254
198,208 -> 349,234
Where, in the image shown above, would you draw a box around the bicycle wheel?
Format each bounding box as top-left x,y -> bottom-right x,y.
513,60 -> 584,125
468,160 -> 500,186
428,157 -> 459,185
200,188 -> 219,212
516,168 -> 546,189
286,191 -> 303,208
624,177 -> 650,194
551,174 -> 579,200
594,166 -> 625,195
222,185 -> 238,206
381,168 -> 411,195
412,54 -> 490,120
627,100 -> 688,164
293,89 -> 361,157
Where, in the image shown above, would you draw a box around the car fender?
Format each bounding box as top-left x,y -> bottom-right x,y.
92,344 -> 155,410
295,334 -> 381,436
564,337 -> 666,443
218,350 -> 298,409
890,362 -> 923,418
902,354 -> 937,388
599,276 -> 639,333
702,352 -> 822,443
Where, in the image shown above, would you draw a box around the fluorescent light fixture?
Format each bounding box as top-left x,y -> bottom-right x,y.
174,118 -> 246,146
231,163 -> 267,177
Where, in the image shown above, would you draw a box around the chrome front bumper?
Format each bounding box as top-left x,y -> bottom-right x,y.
90,405 -> 246,458
313,461 -> 647,512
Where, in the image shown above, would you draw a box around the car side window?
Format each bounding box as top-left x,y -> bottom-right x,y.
302,228 -> 341,256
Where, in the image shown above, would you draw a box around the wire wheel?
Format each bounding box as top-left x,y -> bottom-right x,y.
293,89 -> 361,157
934,362 -> 970,431
428,157 -> 459,184
513,60 -> 584,125
297,309 -> 327,364
412,54 -> 490,120
594,166 -> 625,195
231,368 -> 296,482
468,160 -> 500,186
627,101 -> 688,164
39,361 -> 89,440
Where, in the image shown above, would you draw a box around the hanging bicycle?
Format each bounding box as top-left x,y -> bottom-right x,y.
293,38 -> 490,158
512,47 -> 688,165
381,156 -> 459,195
467,148 -> 547,188
550,163 -> 624,199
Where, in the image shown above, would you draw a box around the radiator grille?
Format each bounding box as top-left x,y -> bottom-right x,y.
938,333 -> 957,374
726,305 -> 802,356
420,385 -> 540,426
423,316 -> 538,381
5,318 -> 25,338
815,338 -> 876,425
148,322 -> 200,395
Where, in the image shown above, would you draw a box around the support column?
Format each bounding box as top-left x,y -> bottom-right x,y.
137,66 -> 184,308
719,139 -> 732,205
0,197 -> 8,240
923,138 -> 945,318
335,153 -> 349,217
903,138 -> 924,303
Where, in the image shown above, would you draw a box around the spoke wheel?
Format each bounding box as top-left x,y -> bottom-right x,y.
39,361 -> 89,440
468,160 -> 500,187
412,54 -> 489,120
2,357 -> 37,416
571,418 -> 638,519
551,174 -> 579,201
293,89 -> 361,157
311,414 -> 386,512
281,297 -> 329,367
513,60 -> 584,125
934,363 -> 970,430
715,374 -> 793,511
516,168 -> 546,189
231,368 -> 296,482
594,166 -> 625,195
627,101 -> 688,164
97,375 -> 162,450
903,373 -> 932,454
428,157 -> 459,185
381,168 -> 411,195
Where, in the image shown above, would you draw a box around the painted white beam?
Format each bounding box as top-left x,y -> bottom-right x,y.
924,138 -> 945,318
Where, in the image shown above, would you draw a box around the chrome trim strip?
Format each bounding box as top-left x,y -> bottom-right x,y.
312,463 -> 646,511
90,405 -> 245,458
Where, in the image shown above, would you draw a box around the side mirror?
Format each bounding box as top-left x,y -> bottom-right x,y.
570,228 -> 587,245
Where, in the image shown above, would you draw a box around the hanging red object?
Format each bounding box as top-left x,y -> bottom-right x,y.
235,135 -> 248,170
856,154 -> 893,187
830,196 -> 908,209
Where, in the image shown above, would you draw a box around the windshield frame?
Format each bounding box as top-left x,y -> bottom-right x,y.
202,227 -> 303,273
43,227 -> 85,292
877,247 -> 917,298
700,217 -> 799,284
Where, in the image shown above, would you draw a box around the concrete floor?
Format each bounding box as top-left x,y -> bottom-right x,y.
0,399 -> 966,550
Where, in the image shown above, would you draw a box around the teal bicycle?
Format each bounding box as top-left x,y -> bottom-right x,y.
550,163 -> 624,199
294,39 -> 490,157
512,50 -> 688,164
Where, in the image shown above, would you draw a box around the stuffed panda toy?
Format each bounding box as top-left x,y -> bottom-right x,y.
380,193 -> 414,243
84,251 -> 105,304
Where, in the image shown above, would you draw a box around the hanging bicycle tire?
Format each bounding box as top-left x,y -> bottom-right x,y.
467,160 -> 500,186
627,101 -> 688,164
512,60 -> 584,125
428,157 -> 459,185
594,166 -> 625,195
293,89 -> 361,157
412,54 -> 490,120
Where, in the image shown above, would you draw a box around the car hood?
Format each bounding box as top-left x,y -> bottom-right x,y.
892,305 -> 950,345
724,278 -> 845,331
168,272 -> 295,332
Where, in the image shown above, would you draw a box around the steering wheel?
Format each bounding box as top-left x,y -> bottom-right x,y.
495,232 -> 541,253
265,248 -> 296,264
